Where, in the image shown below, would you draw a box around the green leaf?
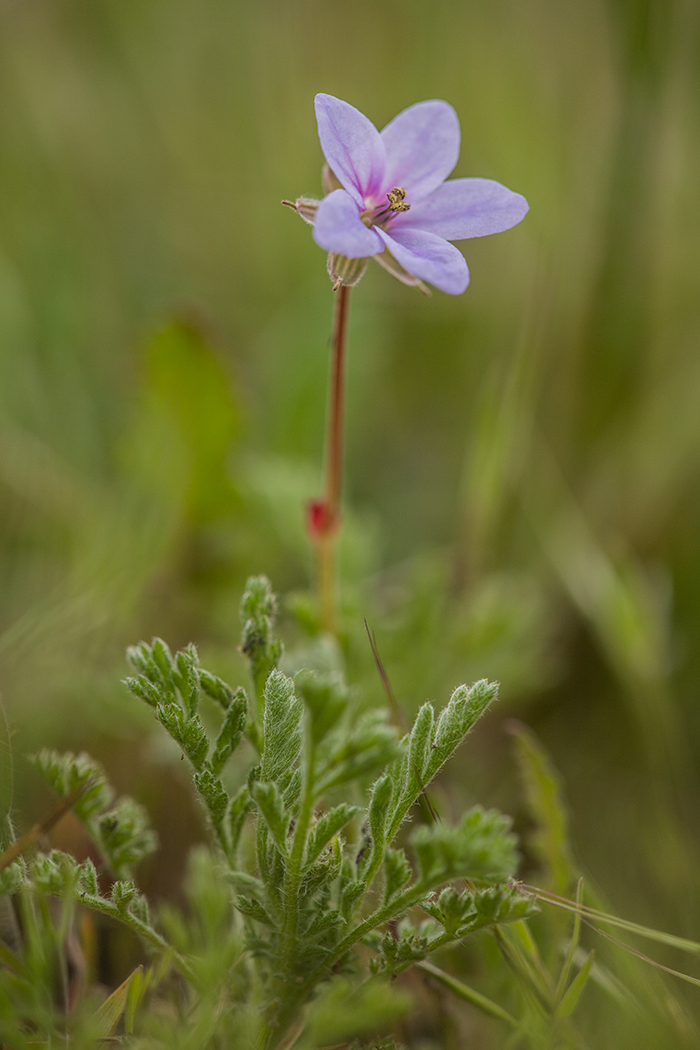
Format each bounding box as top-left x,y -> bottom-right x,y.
369,925 -> 429,975
175,644 -> 200,718
228,785 -> 252,854
125,966 -> 151,1035
384,848 -> 412,904
0,858 -> 26,896
306,804 -> 358,866
156,703 -> 209,769
556,876 -> 584,1002
235,895 -> 275,927
365,775 -> 393,880
411,806 -> 517,888
240,576 -> 283,691
305,909 -> 345,938
123,675 -> 162,708
30,750 -> 113,822
94,967 -> 143,1037
426,680 -> 498,782
111,880 -> 137,912
303,976 -> 411,1046
557,949 -> 595,1018
31,850 -> 80,896
199,670 -> 237,709
417,961 -> 521,1029
369,775 -> 393,843
386,680 -> 498,841
508,720 -> 575,894
210,689 -> 248,774
295,670 -> 347,746
252,781 -> 289,855
424,883 -> 537,939
261,671 -> 303,791
407,702 -> 434,789
152,638 -> 176,688
79,856 -> 99,898
317,711 -> 400,793
98,797 -> 157,878
194,769 -> 229,827
340,879 -> 365,920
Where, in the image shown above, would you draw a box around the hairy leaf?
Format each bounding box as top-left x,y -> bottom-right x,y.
210,689 -> 248,774
307,804 -> 358,867
252,781 -> 290,855
386,680 -> 498,840
194,769 -> 229,827
411,806 -> 517,888
261,671 -> 303,791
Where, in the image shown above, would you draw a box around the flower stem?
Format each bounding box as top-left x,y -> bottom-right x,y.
315,283 -> 351,633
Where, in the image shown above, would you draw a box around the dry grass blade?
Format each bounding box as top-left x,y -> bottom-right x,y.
0,783 -> 90,873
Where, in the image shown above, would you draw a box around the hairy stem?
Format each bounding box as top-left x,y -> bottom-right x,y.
268,879 -> 430,1049
76,890 -> 195,984
280,741 -> 316,969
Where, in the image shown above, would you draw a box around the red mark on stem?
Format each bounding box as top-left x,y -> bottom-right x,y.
306,499 -> 340,540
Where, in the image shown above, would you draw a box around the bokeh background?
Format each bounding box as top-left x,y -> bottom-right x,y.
1,0 -> 700,1042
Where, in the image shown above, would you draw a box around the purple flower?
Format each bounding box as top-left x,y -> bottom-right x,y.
303,94 -> 528,295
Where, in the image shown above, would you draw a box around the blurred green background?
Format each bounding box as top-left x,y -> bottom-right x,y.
1,0 -> 700,1041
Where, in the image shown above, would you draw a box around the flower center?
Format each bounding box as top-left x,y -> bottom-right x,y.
361,187 -> 411,230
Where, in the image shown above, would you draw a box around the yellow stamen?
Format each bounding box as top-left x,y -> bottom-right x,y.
387,186 -> 410,213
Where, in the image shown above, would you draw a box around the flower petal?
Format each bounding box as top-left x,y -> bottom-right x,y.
313,189 -> 384,257
380,100 -> 460,203
400,178 -> 529,240
375,227 -> 469,295
314,94 -> 386,209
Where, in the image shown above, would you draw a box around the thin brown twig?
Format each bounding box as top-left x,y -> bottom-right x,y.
0,784 -> 88,873
363,619 -> 440,826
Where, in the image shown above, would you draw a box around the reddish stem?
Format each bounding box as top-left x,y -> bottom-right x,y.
309,283 -> 351,633
326,283 -> 351,522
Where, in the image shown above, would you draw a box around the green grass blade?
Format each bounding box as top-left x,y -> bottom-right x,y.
556,949 -> 594,1019
417,961 -> 522,1029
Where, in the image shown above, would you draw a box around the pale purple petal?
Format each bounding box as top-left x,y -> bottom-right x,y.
375,227 -> 469,295
313,189 -> 384,257
399,177 -> 529,240
314,94 -> 386,209
380,100 -> 460,203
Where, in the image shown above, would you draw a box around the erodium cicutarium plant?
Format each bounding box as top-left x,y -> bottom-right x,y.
285,93 -> 528,631
13,93 -> 696,1050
